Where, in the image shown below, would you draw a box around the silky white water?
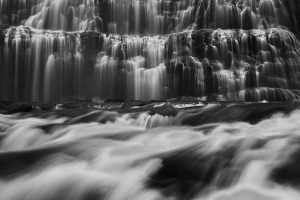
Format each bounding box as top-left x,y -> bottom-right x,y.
0,104 -> 300,200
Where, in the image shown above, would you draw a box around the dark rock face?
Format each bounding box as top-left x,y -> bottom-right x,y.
270,144 -> 300,187
180,102 -> 300,125
270,141 -> 300,188
282,0 -> 300,37
147,144 -> 238,199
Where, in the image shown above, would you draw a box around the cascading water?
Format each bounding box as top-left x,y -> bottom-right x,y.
1,0 -> 300,102
1,1 -> 300,199
93,35 -> 167,100
0,0 -> 101,31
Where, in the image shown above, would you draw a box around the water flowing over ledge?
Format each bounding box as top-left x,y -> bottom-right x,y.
1,0 -> 300,102
1,26 -> 300,102
1,0 -> 300,34
1,1 -> 300,199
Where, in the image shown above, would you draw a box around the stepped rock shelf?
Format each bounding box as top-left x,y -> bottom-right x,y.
1,0 -> 300,102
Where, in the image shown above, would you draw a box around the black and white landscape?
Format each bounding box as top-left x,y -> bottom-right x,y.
0,0 -> 300,199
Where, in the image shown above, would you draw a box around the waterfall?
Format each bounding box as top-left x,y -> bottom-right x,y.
104,0 -> 195,34
93,35 -> 167,100
1,1 -> 300,199
0,0 -> 300,102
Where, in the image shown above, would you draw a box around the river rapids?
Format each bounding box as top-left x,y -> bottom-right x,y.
0,102 -> 299,200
